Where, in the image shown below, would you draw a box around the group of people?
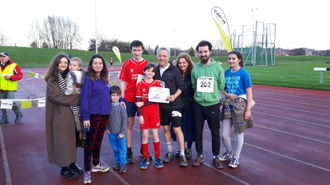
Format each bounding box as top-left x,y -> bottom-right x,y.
44,39 -> 253,184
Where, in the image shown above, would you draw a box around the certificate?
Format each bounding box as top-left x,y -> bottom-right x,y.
197,76 -> 214,93
148,87 -> 170,103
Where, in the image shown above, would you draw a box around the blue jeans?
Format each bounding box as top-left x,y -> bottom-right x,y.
108,133 -> 127,165
0,91 -> 22,119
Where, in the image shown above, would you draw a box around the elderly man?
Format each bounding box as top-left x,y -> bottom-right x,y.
0,52 -> 23,125
154,47 -> 187,167
191,41 -> 225,169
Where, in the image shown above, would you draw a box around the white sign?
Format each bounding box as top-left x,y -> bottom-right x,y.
1,100 -> 13,109
148,87 -> 170,103
197,76 -> 214,93
38,99 -> 46,107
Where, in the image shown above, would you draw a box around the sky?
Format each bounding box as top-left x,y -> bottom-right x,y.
1,0 -> 330,51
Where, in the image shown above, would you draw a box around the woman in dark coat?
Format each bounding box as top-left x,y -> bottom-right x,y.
172,53 -> 196,159
45,53 -> 84,179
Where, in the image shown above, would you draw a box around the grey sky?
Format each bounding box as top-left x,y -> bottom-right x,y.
2,0 -> 329,51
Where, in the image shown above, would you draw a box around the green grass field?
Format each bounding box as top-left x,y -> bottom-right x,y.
1,46 -> 330,91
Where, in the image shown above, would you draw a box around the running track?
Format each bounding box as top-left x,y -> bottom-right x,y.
0,67 -> 329,185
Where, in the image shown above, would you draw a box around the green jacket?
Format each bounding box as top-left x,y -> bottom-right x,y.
191,59 -> 225,106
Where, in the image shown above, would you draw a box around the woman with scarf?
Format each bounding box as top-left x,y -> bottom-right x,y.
45,53 -> 84,180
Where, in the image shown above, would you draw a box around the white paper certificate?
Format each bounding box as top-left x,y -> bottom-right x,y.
196,76 -> 214,93
148,87 -> 170,103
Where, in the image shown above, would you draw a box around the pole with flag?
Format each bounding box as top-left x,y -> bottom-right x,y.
211,6 -> 232,52
112,46 -> 122,63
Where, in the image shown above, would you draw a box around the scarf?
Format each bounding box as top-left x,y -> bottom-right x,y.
58,73 -> 86,140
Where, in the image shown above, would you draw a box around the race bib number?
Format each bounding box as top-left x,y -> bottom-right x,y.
197,77 -> 214,93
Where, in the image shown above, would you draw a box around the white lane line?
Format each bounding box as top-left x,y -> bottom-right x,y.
254,111 -> 330,128
256,103 -> 330,116
204,130 -> 330,173
0,125 -> 13,185
254,92 -> 330,102
256,125 -> 330,145
106,161 -> 130,185
132,128 -> 250,185
256,97 -> 330,108
243,142 -> 330,173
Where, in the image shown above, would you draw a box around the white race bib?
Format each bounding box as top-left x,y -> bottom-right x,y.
197,76 -> 214,93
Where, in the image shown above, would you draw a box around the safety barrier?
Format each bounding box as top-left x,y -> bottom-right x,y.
17,71 -> 44,98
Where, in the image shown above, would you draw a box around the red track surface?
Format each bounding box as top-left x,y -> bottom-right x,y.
1,67 -> 330,185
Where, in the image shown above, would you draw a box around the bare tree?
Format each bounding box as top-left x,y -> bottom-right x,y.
27,15 -> 82,49
0,31 -> 10,46
213,39 -> 225,56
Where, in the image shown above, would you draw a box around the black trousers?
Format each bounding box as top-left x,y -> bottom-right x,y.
194,102 -> 221,156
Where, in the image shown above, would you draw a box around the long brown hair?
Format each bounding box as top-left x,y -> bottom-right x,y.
45,53 -> 70,82
228,51 -> 244,68
175,53 -> 195,77
88,54 -> 109,83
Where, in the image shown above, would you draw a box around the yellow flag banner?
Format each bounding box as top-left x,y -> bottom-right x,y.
211,6 -> 232,52
112,46 -> 122,63
21,101 -> 32,109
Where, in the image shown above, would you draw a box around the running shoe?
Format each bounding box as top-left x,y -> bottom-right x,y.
179,155 -> 188,167
140,158 -> 150,169
212,156 -> 224,169
219,151 -> 233,161
229,157 -> 239,168
193,154 -> 204,166
163,152 -> 174,163
155,157 -> 164,168
126,151 -> 134,163
91,161 -> 109,172
83,171 -> 91,184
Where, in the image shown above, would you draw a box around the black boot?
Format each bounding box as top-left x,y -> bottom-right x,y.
69,163 -> 84,174
60,167 -> 79,179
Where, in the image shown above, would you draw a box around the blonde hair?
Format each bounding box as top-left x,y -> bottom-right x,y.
71,57 -> 82,67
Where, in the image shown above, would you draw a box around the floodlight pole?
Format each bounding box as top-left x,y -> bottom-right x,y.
95,0 -> 98,54
174,30 -> 176,56
241,25 -> 245,55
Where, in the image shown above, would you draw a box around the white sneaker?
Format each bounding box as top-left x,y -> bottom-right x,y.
91,161 -> 110,172
229,157 -> 239,168
83,171 -> 92,184
219,151 -> 233,161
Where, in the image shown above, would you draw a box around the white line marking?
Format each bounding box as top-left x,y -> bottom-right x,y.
255,92 -> 330,102
256,103 -> 330,116
256,97 -> 330,108
108,164 -> 130,185
256,125 -> 330,145
254,111 -> 330,128
204,129 -> 330,173
243,142 -> 330,173
0,125 -> 13,185
133,127 -> 250,185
